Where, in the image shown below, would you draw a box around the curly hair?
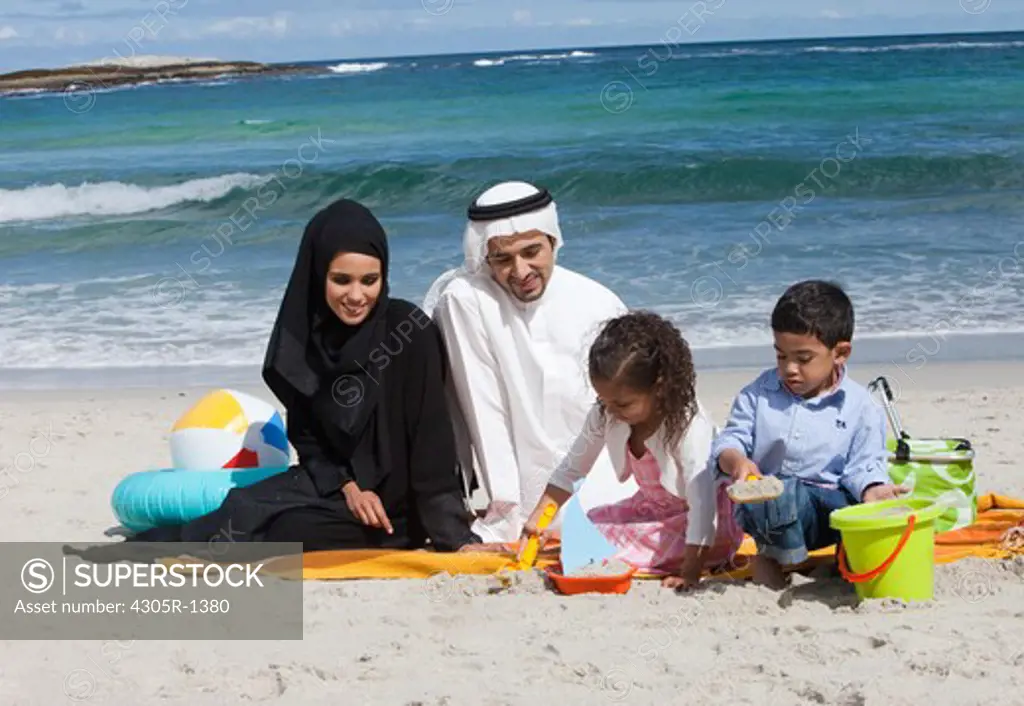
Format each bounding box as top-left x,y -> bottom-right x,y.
588,310 -> 698,449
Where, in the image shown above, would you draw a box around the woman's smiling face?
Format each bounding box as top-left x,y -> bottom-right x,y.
324,252 -> 383,326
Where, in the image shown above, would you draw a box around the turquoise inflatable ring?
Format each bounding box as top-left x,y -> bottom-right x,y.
111,466 -> 290,534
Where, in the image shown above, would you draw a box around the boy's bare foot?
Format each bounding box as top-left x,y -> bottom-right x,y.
751,555 -> 790,590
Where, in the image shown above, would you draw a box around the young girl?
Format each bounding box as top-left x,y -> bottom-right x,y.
521,311 -> 743,588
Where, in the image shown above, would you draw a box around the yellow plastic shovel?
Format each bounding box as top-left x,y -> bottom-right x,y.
518,503 -> 558,570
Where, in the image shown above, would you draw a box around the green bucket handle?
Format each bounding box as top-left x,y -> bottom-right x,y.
837,514 -> 917,583
836,495 -> 952,583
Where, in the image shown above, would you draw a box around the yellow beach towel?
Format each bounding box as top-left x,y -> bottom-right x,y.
260,544 -> 562,581
168,494 -> 1024,582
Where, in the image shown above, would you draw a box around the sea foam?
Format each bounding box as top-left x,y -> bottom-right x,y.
0,173 -> 268,224
473,50 -> 596,67
327,62 -> 389,74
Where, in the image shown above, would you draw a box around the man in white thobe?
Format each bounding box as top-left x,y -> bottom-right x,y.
423,181 -> 638,543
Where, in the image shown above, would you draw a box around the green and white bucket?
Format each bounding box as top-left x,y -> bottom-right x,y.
869,377 -> 977,534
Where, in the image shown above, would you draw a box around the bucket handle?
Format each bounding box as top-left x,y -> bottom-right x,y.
836,514 -> 917,583
867,376 -> 913,462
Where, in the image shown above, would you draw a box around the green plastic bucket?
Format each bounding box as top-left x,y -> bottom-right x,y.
830,497 -> 946,601
886,437 -> 976,534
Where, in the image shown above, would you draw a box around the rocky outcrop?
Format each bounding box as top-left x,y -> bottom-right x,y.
0,60 -> 325,94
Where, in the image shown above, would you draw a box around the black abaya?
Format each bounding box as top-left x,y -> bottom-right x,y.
134,200 -> 479,552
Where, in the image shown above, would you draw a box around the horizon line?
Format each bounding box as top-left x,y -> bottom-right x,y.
266,27 -> 1024,66
3,26 -> 1022,73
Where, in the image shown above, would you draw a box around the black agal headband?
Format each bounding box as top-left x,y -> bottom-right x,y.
467,187 -> 553,222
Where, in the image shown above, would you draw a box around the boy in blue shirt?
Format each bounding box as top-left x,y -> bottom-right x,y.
712,280 -> 906,589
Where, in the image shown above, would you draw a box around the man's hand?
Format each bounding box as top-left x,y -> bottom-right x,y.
719,448 -> 761,484
861,483 -> 909,504
342,481 -> 394,534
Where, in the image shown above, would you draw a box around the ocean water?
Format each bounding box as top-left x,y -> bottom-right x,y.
2,32 -> 1024,383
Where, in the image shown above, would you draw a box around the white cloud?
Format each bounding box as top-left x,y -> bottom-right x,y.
54,25 -> 89,44
566,18 -> 595,27
329,19 -> 353,36
328,16 -> 383,37
821,9 -> 846,19
203,13 -> 290,38
0,25 -> 19,40
512,10 -> 532,25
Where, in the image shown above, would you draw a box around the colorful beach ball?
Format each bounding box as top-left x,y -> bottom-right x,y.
170,389 -> 290,470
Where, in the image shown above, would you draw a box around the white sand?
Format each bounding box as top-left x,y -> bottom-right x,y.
1,362 -> 1023,705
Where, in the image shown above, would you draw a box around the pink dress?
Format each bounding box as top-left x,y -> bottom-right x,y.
586,443 -> 744,575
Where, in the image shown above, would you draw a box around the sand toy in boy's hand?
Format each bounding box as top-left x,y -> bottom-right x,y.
727,474 -> 784,504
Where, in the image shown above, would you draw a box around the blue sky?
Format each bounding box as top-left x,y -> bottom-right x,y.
1,0 -> 1023,71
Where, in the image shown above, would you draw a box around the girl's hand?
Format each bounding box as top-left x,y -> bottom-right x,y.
662,545 -> 704,591
342,482 -> 394,534
517,486 -> 571,560
518,506 -> 555,557
662,572 -> 700,591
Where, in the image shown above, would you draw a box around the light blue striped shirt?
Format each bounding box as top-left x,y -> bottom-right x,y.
711,366 -> 891,501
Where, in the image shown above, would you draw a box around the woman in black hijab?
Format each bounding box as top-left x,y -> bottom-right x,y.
135,198 -> 481,552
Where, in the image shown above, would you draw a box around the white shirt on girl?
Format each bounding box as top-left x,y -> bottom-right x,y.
547,400 -> 722,547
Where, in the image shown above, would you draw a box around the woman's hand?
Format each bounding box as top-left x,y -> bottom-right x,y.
342,481 -> 394,534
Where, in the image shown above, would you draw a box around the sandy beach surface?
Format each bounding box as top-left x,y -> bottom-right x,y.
1,361 -> 1022,705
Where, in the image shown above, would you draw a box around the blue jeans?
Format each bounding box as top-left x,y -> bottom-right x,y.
733,476 -> 856,565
